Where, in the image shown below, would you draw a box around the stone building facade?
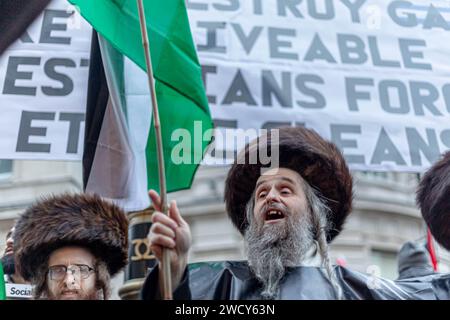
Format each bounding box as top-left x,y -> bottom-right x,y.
0,160 -> 449,299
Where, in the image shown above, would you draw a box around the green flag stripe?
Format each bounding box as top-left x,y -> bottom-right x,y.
98,35 -> 213,194
70,0 -> 210,115
146,81 -> 213,192
0,262 -> 6,300
73,0 -> 213,194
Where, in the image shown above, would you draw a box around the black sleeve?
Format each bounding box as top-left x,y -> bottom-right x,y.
432,274 -> 450,300
140,264 -> 192,300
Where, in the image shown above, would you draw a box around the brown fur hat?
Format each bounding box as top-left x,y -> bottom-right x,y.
225,126 -> 353,242
416,151 -> 450,250
13,193 -> 129,281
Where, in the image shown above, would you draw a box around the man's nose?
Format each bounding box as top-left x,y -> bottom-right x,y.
6,237 -> 13,246
63,271 -> 79,289
265,187 -> 280,203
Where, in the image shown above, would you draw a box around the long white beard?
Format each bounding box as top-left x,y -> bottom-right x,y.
245,209 -> 314,299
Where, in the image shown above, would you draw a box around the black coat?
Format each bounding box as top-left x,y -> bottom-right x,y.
141,261 -> 450,300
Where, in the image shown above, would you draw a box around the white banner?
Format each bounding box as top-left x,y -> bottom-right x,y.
1,0 -> 449,172
188,0 -> 450,172
5,283 -> 33,300
0,0 -> 91,160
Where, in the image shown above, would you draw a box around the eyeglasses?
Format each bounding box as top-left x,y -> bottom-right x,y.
48,264 -> 95,281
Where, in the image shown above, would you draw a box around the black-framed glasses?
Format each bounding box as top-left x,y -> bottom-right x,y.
48,264 -> 95,281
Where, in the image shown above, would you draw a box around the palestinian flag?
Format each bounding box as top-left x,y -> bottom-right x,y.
74,0 -> 213,210
0,262 -> 5,300
0,0 -> 51,54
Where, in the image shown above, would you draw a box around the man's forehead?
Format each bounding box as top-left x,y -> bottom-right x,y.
256,168 -> 303,185
48,246 -> 95,265
6,227 -> 14,239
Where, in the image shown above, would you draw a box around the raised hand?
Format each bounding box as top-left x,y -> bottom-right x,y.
147,189 -> 191,290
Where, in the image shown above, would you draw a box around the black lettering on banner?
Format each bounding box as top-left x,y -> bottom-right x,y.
242,0 -> 365,22
444,84 -> 450,113
222,70 -> 257,105
441,130 -> 450,149
3,57 -> 41,96
371,128 -> 406,165
262,121 -> 292,130
253,0 -> 263,15
80,59 -> 90,67
295,74 -> 325,109
42,58 -> 76,96
16,111 -> 55,153
192,23 -> 432,69
337,33 -> 368,64
423,5 -> 450,30
345,77 -> 374,111
379,80 -> 410,114
406,128 -> 440,166
262,70 -> 292,108
388,1 -> 450,31
330,124 -> 365,164
39,9 -> 72,45
399,39 -> 432,70
230,23 -> 263,55
388,1 -> 418,28
277,0 -> 303,18
201,64 -> 217,104
197,21 -> 226,53
186,0 -> 208,11
346,78 -> 450,115
213,119 -> 238,129
304,34 -> 337,63
268,27 -> 298,60
341,0 -> 366,23
409,81 -> 442,116
307,0 -> 335,20
59,113 -> 85,154
368,36 -> 401,68
261,122 -> 305,130
213,0 -> 239,11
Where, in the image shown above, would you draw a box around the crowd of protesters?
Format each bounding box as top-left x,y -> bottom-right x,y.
1,127 -> 449,300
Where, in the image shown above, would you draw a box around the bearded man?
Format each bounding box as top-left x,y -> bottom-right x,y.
1,226 -> 28,285
142,127 -> 444,300
13,193 -> 128,300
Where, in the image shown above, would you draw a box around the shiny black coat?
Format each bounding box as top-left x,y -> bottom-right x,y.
141,261 -> 450,300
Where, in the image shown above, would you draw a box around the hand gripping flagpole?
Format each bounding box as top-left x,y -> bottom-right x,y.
136,0 -> 172,300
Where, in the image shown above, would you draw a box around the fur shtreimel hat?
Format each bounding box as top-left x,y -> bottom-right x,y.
417,151 -> 450,250
14,193 -> 129,281
225,126 -> 353,242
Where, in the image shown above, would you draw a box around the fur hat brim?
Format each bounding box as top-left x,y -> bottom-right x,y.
14,193 -> 129,281
225,127 -> 353,242
417,152 -> 450,250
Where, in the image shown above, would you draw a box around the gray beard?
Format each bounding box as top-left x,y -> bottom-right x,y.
245,210 -> 314,300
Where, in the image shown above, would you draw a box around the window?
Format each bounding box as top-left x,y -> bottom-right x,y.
0,160 -> 13,179
370,249 -> 398,280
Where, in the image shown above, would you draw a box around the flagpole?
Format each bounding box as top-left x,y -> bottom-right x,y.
136,0 -> 172,300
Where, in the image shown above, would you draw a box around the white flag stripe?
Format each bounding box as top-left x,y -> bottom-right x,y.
85,35 -> 151,211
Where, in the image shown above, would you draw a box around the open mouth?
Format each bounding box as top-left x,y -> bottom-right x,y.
264,209 -> 285,222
